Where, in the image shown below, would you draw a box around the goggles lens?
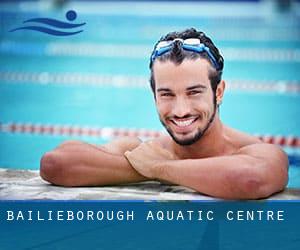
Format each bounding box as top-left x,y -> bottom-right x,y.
151,38 -> 221,70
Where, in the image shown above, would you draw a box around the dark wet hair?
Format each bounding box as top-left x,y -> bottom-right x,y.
149,28 -> 224,97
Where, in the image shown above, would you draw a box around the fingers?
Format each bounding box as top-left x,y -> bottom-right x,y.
124,149 -> 149,178
124,150 -> 134,163
124,140 -> 176,163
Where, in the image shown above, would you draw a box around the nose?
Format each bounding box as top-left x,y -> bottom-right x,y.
172,96 -> 192,118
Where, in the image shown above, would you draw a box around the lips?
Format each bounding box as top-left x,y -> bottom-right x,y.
169,116 -> 199,132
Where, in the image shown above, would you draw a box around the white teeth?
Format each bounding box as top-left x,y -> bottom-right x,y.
173,118 -> 195,127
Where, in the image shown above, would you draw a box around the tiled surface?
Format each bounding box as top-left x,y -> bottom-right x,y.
1,168 -> 299,200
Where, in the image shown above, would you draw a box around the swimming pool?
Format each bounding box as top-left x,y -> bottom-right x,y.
0,1 -> 299,188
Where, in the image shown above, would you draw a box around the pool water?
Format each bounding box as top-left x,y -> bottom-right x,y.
0,1 -> 299,188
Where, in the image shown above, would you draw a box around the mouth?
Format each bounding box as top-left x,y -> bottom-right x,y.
169,116 -> 199,132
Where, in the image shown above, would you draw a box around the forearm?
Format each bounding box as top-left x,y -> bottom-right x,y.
60,152 -> 148,187
155,155 -> 277,199
40,143 -> 147,187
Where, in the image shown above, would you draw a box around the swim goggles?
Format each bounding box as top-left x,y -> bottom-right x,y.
150,38 -> 221,70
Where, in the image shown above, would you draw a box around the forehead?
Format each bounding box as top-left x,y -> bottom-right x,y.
152,58 -> 211,90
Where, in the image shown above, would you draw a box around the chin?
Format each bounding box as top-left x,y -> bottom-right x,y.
159,116 -> 208,146
169,130 -> 204,146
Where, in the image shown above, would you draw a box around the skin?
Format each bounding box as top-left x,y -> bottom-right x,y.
40,58 -> 288,199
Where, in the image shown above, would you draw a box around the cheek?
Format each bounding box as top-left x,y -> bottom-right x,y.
193,98 -> 214,116
155,99 -> 172,115
191,97 -> 207,107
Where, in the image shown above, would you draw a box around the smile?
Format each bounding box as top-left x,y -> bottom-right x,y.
170,117 -> 199,128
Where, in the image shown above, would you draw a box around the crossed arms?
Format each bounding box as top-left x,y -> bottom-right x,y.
40,137 -> 288,199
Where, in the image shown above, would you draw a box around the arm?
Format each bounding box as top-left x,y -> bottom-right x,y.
40,137 -> 148,186
125,142 -> 288,199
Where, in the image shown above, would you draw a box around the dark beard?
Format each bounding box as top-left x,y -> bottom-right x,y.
159,102 -> 217,146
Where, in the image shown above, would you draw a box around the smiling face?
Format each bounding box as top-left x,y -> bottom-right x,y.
153,58 -> 218,146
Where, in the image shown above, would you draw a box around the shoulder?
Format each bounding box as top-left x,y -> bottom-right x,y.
226,126 -> 288,166
237,142 -> 288,165
225,126 -> 262,148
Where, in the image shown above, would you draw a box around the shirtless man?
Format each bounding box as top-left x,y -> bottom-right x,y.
40,28 -> 288,199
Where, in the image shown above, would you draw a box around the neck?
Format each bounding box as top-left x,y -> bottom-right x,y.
172,114 -> 227,159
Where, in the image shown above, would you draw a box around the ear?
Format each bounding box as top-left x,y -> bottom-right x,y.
216,80 -> 225,105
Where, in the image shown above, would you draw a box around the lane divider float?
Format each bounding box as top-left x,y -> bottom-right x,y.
1,71 -> 299,94
0,122 -> 299,148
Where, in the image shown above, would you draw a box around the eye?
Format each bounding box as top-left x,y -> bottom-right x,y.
188,90 -> 201,96
160,92 -> 174,97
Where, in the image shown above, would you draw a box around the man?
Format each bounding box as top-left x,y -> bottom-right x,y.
40,28 -> 288,199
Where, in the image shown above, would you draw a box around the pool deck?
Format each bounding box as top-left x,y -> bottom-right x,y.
1,168 -> 300,200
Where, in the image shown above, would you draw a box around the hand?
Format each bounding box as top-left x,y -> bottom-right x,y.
124,140 -> 177,179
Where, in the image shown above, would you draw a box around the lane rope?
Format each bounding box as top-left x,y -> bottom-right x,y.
1,41 -> 300,61
0,122 -> 299,148
1,71 -> 299,94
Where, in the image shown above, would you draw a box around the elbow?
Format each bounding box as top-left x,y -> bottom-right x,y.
242,165 -> 288,200
40,151 -> 72,186
224,174 -> 266,200
40,151 -> 60,184
231,164 -> 287,200
239,177 -> 270,200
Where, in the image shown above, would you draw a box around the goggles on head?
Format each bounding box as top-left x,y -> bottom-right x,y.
150,38 -> 221,70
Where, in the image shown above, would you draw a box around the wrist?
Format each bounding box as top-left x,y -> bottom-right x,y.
152,159 -> 169,180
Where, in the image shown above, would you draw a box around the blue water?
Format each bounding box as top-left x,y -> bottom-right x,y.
0,2 -> 299,188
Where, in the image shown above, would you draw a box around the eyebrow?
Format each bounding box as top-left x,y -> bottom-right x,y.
186,84 -> 207,91
156,84 -> 207,93
157,88 -> 172,92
